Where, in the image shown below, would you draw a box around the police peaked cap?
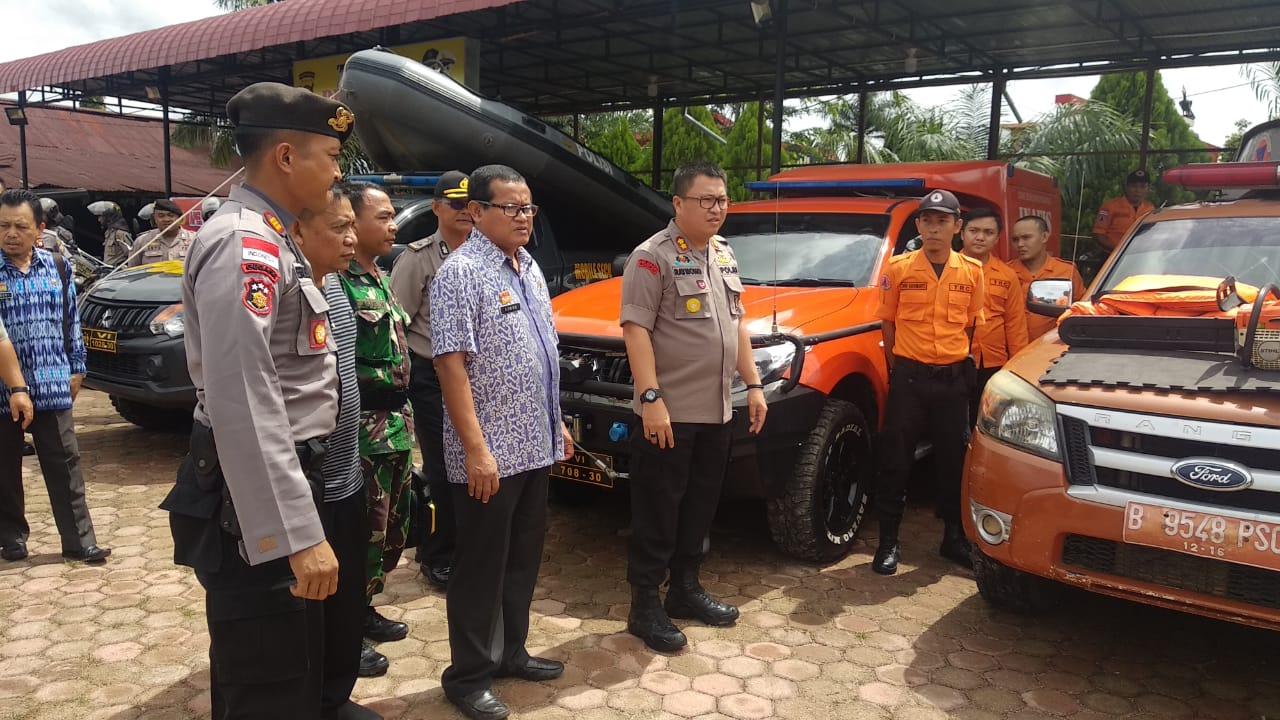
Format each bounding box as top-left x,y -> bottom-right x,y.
226,82 -> 356,143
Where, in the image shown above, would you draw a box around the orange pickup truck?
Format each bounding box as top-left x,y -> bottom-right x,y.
964,122 -> 1280,630
552,160 -> 1060,561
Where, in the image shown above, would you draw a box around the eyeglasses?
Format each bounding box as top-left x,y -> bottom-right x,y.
438,199 -> 468,211
475,200 -> 539,218
680,195 -> 731,210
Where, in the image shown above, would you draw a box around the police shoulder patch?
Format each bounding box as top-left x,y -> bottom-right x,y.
242,278 -> 275,316
263,212 -> 286,236
407,237 -> 432,251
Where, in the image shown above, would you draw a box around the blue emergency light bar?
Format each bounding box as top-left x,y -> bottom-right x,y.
347,174 -> 441,189
745,178 -> 927,193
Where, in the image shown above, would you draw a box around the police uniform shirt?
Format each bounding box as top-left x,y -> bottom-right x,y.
1010,256 -> 1086,342
1092,196 -> 1154,251
183,184 -> 338,565
129,227 -> 196,267
389,231 -> 453,358
972,256 -> 1029,369
619,220 -> 746,424
877,249 -> 985,366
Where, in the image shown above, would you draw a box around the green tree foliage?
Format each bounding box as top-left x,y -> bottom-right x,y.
588,114 -> 647,177
658,106 -> 724,191
1242,63 -> 1280,120
1221,118 -> 1251,162
720,102 -> 770,200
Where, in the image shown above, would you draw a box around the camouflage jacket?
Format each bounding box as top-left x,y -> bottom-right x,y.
338,260 -> 414,455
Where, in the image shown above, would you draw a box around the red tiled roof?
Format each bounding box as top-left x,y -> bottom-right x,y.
0,0 -> 519,95
0,103 -> 233,194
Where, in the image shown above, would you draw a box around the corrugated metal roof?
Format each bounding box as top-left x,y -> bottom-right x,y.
0,104 -> 232,194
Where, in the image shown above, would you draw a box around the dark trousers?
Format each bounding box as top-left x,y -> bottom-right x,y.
0,409 -> 96,552
319,489 -> 369,716
876,359 -> 971,525
969,366 -> 1002,428
626,421 -> 733,587
442,467 -> 549,698
409,354 -> 456,570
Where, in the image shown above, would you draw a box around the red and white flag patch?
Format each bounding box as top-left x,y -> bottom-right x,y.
242,237 -> 280,270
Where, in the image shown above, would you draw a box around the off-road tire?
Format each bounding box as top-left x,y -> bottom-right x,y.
111,397 -> 193,433
767,398 -> 872,563
972,548 -> 1060,613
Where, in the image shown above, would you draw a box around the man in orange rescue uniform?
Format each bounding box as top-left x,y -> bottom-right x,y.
959,208 -> 1028,425
1009,215 -> 1086,342
874,190 -> 984,576
1091,169 -> 1153,254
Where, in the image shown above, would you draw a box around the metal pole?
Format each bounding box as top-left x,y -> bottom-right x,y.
651,103 -> 664,190
756,96 -> 765,180
855,91 -> 868,163
1138,65 -> 1156,170
770,0 -> 789,175
17,91 -> 29,189
987,73 -> 1006,160
161,68 -> 173,197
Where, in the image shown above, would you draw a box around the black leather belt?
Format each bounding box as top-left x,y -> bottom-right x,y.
894,356 -> 968,379
360,387 -> 409,412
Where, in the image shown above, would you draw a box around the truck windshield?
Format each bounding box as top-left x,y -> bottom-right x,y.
1100,217 -> 1280,293
720,213 -> 888,287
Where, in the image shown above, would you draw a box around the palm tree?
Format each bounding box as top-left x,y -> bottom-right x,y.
1242,62 -> 1280,120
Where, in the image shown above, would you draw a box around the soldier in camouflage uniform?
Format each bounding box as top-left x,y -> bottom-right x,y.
338,182 -> 416,666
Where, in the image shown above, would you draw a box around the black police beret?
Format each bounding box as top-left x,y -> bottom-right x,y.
226,82 -> 355,143
153,199 -> 182,215
1126,169 -> 1150,185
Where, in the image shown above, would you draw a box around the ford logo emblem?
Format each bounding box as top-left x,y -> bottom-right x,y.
1170,458 -> 1253,491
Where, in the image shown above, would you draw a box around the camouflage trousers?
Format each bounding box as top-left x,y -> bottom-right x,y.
363,449 -> 413,602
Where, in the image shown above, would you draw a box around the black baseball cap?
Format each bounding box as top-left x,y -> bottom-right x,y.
434,170 -> 470,200
226,82 -> 355,143
917,189 -> 962,216
1126,169 -> 1150,185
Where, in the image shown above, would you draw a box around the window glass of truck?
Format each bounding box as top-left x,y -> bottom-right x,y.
719,213 -> 889,287
1099,217 -> 1280,292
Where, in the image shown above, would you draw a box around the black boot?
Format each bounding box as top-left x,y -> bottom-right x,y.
939,521 -> 973,569
627,585 -> 686,652
871,514 -> 901,576
664,566 -> 739,627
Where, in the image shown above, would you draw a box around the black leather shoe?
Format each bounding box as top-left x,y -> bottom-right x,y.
495,656 -> 564,681
323,700 -> 383,720
358,641 -> 388,677
871,541 -> 900,575
448,689 -> 510,720
421,564 -> 450,589
1,543 -> 27,561
665,567 -> 739,627
364,607 -> 408,642
22,442 -> 35,456
939,522 -> 974,569
627,585 -> 686,653
62,545 -> 111,564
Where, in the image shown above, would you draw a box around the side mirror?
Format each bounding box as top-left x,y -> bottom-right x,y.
611,253 -> 629,278
1027,278 -> 1074,318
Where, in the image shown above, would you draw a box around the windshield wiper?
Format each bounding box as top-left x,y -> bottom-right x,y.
763,278 -> 857,287
738,277 -> 765,285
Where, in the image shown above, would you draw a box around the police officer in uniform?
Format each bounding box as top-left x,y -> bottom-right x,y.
128,198 -> 196,266
388,170 -> 471,589
873,190 -> 984,576
620,162 -> 768,653
160,82 -> 352,719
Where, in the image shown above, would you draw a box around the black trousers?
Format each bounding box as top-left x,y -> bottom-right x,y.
626,420 -> 733,587
0,408 -> 96,552
442,467 -> 549,698
876,359 -> 971,525
319,489 -> 369,716
408,353 -> 456,570
969,365 -> 1002,429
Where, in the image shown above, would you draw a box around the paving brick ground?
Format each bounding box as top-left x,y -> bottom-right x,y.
2,390 -> 1279,719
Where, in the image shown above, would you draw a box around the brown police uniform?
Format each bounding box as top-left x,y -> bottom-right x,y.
619,219 -> 744,587
128,228 -> 196,267
159,82 -> 353,720
875,242 -> 984,557
970,256 -> 1028,424
1010,256 -> 1086,342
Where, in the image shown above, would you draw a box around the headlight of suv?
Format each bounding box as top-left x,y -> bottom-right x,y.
976,370 -> 1060,460
149,303 -> 185,338
731,342 -> 796,392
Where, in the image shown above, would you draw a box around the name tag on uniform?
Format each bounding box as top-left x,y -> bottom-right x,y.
499,290 -> 521,314
948,283 -> 974,293
0,282 -> 9,300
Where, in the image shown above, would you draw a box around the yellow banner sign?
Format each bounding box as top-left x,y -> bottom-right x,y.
293,37 -> 478,97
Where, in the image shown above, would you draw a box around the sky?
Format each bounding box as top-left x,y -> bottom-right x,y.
3,0 -> 1272,148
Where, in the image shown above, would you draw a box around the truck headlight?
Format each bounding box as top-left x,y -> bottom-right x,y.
149,303 -> 184,338
976,370 -> 1060,460
732,343 -> 796,391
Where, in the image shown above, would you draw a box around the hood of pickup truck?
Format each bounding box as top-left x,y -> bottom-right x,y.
552,276 -> 865,339
83,261 -> 184,304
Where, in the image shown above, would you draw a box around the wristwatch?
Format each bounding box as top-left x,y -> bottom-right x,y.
8,386 -> 28,395
639,388 -> 663,404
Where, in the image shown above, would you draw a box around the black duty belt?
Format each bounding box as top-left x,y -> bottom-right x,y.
360,387 -> 409,412
894,356 -> 969,379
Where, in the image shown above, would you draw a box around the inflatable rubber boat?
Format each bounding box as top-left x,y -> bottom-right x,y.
338,48 -> 671,238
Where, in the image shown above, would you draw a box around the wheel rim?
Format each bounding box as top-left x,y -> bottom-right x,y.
822,422 -> 867,543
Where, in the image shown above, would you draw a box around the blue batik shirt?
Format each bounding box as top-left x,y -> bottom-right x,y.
429,230 -> 563,484
0,248 -> 86,413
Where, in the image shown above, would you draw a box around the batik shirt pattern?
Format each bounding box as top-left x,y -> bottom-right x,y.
0,248 -> 85,414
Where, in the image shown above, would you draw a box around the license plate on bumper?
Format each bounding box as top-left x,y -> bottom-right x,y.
1123,501 -> 1280,573
83,328 -> 118,353
552,452 -> 614,489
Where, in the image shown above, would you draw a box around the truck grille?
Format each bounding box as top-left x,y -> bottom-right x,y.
79,298 -> 159,336
1061,534 -> 1280,612
86,351 -> 145,381
560,349 -> 633,387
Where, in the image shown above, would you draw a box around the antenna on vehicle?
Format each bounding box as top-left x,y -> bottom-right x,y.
770,183 -> 780,335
